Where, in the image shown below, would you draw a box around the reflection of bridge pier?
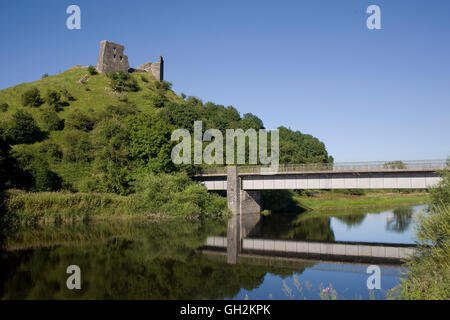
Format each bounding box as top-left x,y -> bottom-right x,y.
227,213 -> 261,264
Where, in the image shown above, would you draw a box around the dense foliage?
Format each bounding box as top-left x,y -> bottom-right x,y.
397,170 -> 450,300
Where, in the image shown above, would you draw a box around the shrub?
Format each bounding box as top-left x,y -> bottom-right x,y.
38,140 -> 63,160
65,110 -> 95,131
134,172 -> 228,218
155,80 -> 172,91
0,102 -> 8,112
42,73 -> 49,79
87,65 -> 98,75
6,109 -> 44,144
45,89 -> 62,108
21,87 -> 43,107
102,104 -> 137,117
39,106 -> 64,131
397,170 -> 450,300
63,130 -> 92,162
140,75 -> 149,82
60,88 -> 75,102
148,93 -> 166,108
10,146 -> 62,192
107,71 -> 139,92
32,163 -> 63,192
430,170 -> 450,206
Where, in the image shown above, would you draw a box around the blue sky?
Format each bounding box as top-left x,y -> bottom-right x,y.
0,0 -> 449,162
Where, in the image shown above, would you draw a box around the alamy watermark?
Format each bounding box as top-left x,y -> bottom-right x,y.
66,5 -> 81,30
66,265 -> 81,290
171,121 -> 279,173
366,265 -> 381,290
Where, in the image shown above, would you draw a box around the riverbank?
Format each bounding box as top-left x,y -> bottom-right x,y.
0,189 -> 229,227
293,191 -> 430,212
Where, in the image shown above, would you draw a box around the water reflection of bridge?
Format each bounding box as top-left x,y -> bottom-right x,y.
200,213 -> 417,265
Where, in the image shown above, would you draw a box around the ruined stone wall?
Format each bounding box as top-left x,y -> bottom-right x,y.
136,56 -> 164,81
97,40 -> 130,73
96,40 -> 164,81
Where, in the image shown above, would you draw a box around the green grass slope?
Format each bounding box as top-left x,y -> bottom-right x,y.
0,67 -> 182,123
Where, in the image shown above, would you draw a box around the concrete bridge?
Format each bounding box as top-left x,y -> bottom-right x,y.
194,160 -> 446,215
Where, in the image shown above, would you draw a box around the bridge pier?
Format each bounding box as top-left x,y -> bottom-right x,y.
227,166 -> 262,215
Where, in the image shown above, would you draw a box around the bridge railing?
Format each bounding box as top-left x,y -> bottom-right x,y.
197,160 -> 448,175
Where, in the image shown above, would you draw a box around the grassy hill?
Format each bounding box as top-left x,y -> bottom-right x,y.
0,67 -> 182,126
0,66 -> 332,196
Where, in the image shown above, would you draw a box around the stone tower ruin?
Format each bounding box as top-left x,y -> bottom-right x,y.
97,40 -> 130,73
96,40 -> 164,81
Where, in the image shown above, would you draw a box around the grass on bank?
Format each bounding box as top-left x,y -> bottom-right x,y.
293,191 -> 430,211
1,172 -> 230,227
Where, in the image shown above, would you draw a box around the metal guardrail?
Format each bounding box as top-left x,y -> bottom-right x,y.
197,160 -> 448,175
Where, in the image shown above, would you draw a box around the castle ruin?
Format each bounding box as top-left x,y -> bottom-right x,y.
96,40 -> 164,81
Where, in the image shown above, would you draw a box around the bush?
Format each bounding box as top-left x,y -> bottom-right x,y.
40,106 -> 64,131
0,102 -> 8,112
148,93 -> 166,108
21,87 -> 43,107
397,170 -> 450,300
65,110 -> 95,131
6,109 -> 44,144
10,145 -> 62,192
42,73 -> 49,79
430,170 -> 450,206
45,89 -> 62,108
60,88 -> 75,102
63,130 -> 92,162
140,75 -> 149,82
38,140 -> 63,161
107,71 -> 139,92
155,80 -> 172,91
134,172 -> 228,218
87,65 -> 98,75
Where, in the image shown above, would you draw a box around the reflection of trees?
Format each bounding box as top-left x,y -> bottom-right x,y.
258,213 -> 335,242
386,207 -> 414,233
0,219 -> 310,299
335,214 -> 366,228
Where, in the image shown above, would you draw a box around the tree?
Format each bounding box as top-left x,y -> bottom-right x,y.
383,160 -> 407,169
21,87 -> 43,107
0,102 -> 8,112
127,113 -> 174,173
45,90 -> 62,108
87,65 -> 98,75
6,109 -> 43,144
40,106 -> 64,131
278,126 -> 331,164
65,110 -> 95,131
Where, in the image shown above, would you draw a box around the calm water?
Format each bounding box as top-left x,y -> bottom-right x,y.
0,205 -> 424,300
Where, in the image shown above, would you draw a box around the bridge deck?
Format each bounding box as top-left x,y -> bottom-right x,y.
205,236 -> 416,264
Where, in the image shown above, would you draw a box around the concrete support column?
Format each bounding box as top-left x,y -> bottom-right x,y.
227,166 -> 263,215
227,166 -> 240,215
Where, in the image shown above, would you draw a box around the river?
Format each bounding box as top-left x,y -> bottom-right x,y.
0,204 -> 426,300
